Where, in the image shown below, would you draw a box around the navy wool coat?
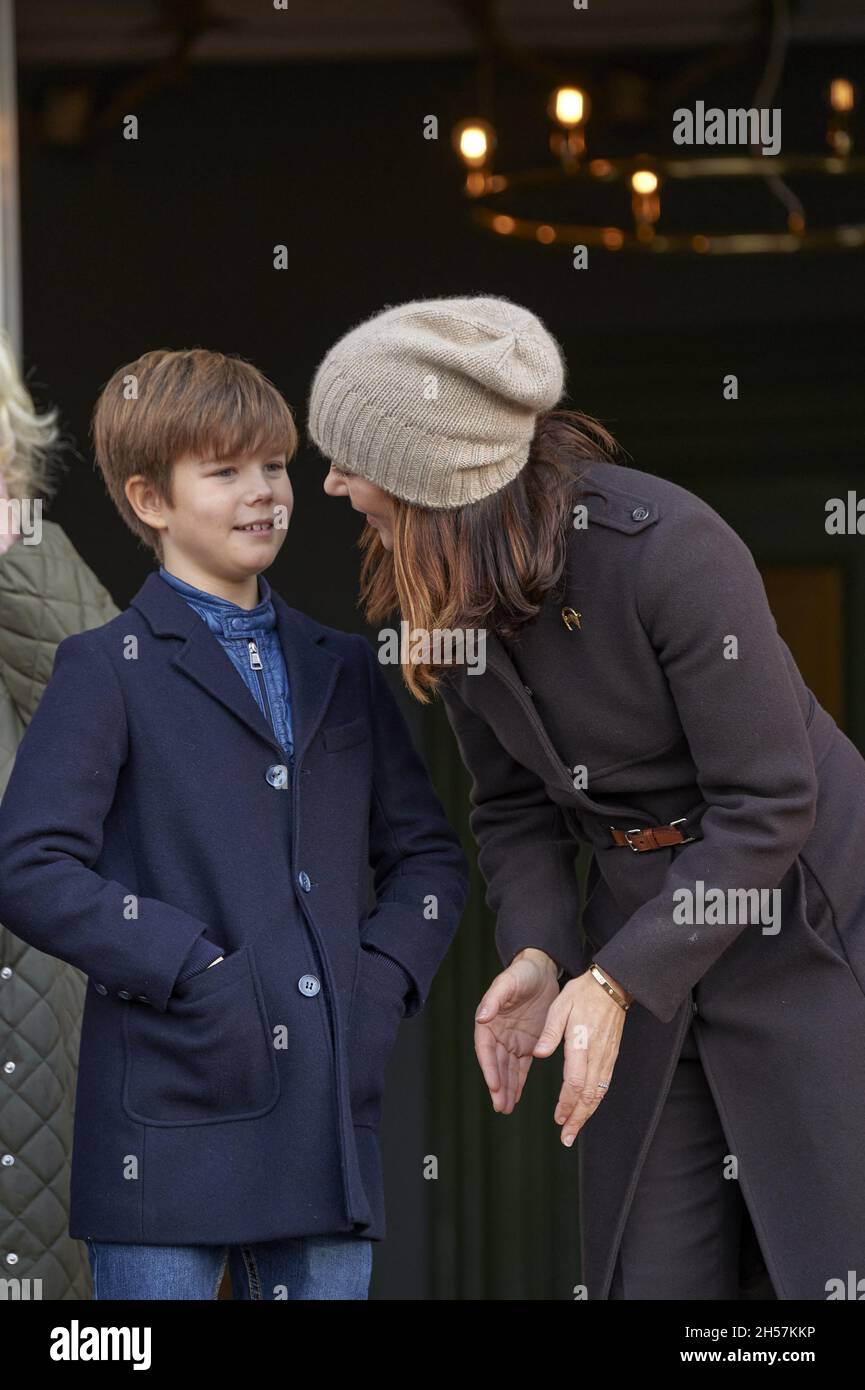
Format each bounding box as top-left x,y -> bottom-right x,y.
439,459 -> 865,1301
0,572 -> 469,1245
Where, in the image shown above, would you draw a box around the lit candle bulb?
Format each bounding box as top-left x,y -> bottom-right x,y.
548,87 -> 590,167
631,168 -> 660,240
827,78 -> 856,156
452,119 -> 496,169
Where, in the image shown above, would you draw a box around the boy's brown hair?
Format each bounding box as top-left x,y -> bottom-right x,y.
91,348 -> 298,562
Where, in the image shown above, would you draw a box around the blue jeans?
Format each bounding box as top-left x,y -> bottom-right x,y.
86,1234 -> 373,1300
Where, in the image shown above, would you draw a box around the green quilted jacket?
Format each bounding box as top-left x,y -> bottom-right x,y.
0,520 -> 119,1299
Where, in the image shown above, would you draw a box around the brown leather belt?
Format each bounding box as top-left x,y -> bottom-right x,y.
609,816 -> 698,852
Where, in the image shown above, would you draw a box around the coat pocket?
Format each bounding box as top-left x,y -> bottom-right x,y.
798,856 -> 865,1001
346,947 -> 405,1128
121,943 -> 280,1126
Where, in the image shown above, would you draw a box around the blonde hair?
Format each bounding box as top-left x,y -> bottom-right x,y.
91,347 -> 299,563
0,330 -> 62,502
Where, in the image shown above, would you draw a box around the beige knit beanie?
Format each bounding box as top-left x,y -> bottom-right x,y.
306,294 -> 567,509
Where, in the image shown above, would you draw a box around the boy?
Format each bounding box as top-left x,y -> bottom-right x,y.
0,348 -> 469,1300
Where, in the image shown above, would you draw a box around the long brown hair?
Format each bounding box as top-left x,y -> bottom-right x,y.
359,408 -> 627,702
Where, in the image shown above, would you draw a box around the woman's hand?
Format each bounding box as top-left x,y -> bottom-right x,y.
474,948 -> 561,1113
534,970 -> 629,1146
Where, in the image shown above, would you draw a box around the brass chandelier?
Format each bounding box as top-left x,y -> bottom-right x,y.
450,1 -> 864,254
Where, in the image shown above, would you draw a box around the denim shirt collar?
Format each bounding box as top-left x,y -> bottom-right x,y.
158,566 -> 277,639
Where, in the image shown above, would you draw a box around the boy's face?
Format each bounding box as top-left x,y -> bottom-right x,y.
322,462 -> 395,550
129,450 -> 292,585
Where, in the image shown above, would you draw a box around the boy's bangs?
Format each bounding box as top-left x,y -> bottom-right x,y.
183,392 -> 296,466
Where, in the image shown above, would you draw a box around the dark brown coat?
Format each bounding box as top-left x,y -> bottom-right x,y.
440,459 -> 865,1300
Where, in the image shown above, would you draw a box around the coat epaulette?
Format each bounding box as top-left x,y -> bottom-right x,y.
578,484 -> 660,534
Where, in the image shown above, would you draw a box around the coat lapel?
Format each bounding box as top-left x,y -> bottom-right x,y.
274,596 -> 343,766
129,572 -> 342,764
471,608 -> 651,826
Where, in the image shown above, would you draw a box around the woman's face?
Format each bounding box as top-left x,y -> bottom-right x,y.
322,462 -> 395,550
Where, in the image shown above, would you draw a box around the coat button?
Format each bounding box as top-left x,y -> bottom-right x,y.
94,983 -> 108,995
1,1154 -> 13,1166
298,974 -> 320,996
3,1062 -> 15,1074
1,966 -> 12,979
298,870 -> 311,892
117,990 -> 132,1000
692,997 -> 699,1015
266,764 -> 288,788
136,995 -> 150,1004
631,505 -> 649,521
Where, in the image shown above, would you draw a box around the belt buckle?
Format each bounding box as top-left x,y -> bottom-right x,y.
622,817 -> 695,851
669,816 -> 696,844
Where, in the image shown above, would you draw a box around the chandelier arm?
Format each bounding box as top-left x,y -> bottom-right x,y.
749,0 -> 806,222
751,0 -> 793,112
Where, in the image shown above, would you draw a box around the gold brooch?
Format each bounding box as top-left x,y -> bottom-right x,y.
561,607 -> 582,631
